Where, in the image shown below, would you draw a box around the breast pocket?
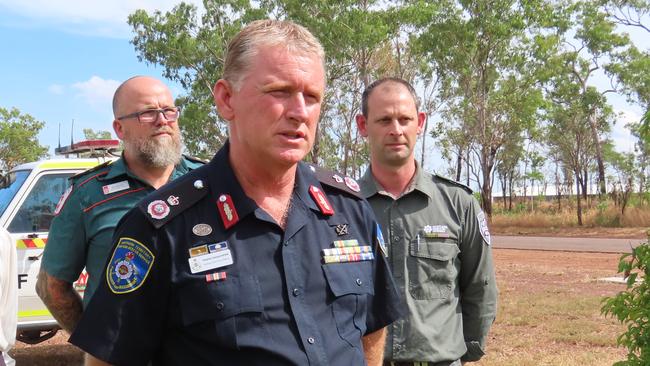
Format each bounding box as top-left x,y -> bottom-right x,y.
322,262 -> 374,347
177,275 -> 264,349
407,238 -> 460,300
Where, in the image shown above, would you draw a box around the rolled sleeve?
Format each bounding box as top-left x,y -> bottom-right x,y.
42,187 -> 87,283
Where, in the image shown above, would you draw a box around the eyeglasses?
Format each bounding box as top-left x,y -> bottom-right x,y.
117,107 -> 181,124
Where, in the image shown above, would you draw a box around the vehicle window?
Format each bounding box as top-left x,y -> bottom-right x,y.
8,173 -> 74,233
0,170 -> 30,218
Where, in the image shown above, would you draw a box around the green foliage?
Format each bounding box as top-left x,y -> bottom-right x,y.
0,107 -> 49,171
83,128 -> 112,140
602,242 -> 650,365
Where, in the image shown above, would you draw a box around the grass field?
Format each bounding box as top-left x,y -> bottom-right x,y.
477,249 -> 628,366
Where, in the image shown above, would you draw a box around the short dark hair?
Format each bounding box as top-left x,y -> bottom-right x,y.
361,77 -> 419,117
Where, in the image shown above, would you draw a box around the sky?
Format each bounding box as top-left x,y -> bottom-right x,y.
0,0 -> 647,178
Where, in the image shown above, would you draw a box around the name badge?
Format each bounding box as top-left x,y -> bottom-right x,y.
188,249 -> 233,274
102,180 -> 130,195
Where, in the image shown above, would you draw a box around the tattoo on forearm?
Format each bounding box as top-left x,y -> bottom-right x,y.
36,270 -> 83,334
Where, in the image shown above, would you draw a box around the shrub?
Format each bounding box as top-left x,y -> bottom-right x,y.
602,242 -> 650,365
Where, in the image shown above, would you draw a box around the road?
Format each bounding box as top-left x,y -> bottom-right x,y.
493,235 -> 646,253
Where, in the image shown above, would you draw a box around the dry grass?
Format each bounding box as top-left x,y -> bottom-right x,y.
476,249 -> 628,366
492,198 -> 650,229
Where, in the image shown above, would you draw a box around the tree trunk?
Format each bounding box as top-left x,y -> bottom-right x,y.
576,173 -> 583,226
588,112 -> 607,196
455,150 -> 462,182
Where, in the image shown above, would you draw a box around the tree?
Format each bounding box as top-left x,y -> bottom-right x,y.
412,0 -> 550,218
0,107 -> 49,171
83,128 -> 112,140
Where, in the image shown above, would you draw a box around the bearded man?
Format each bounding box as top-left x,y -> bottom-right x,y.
36,76 -> 203,334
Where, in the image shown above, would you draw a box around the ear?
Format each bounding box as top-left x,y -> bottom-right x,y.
214,79 -> 235,121
355,114 -> 369,137
113,119 -> 125,140
417,112 -> 426,135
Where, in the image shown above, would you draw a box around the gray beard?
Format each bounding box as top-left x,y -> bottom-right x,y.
125,135 -> 182,168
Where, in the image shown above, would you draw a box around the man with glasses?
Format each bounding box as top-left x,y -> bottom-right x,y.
36,76 -> 203,334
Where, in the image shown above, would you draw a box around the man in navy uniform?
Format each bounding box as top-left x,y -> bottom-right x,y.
70,20 -> 403,366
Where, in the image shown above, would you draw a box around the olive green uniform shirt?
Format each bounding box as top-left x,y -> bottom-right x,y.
42,156 -> 203,306
359,163 -> 497,363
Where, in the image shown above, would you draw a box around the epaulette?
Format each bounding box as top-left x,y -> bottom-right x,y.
69,160 -> 113,181
138,171 -> 209,229
310,164 -> 363,199
183,154 -> 209,165
434,174 -> 473,194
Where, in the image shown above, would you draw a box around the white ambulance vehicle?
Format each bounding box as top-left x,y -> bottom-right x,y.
0,140 -> 119,344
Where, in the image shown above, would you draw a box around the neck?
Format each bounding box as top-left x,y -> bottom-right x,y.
123,151 -> 175,189
228,149 -> 296,228
370,158 -> 417,198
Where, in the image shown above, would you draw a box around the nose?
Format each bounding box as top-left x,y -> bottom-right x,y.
388,119 -> 403,136
286,93 -> 309,123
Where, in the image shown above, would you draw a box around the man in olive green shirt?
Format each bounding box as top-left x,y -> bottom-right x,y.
36,76 -> 203,334
356,77 -> 497,365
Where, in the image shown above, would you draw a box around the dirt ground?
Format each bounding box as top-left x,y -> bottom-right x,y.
8,246 -> 629,366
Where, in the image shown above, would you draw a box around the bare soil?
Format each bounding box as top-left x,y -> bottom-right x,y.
493,225 -> 649,239
8,247 -> 629,365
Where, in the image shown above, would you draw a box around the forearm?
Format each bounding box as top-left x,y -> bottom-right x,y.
362,327 -> 386,366
35,269 -> 83,334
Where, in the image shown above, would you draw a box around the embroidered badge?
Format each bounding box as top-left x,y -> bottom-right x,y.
335,224 -> 349,236
477,210 -> 491,245
344,176 -> 360,192
167,195 -> 180,206
376,223 -> 388,257
147,200 -> 170,220
423,225 -> 450,238
217,194 -> 239,230
309,185 -> 334,216
54,185 -> 73,215
102,180 -> 130,195
194,180 -> 204,189
107,237 -> 154,294
192,223 -> 213,237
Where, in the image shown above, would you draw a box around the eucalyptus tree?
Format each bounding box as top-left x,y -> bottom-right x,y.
409,0 -> 550,218
0,107 -> 49,171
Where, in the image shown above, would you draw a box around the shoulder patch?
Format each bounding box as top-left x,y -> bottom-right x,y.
138,171 -> 209,229
69,160 -> 113,181
310,165 -> 363,199
433,174 -> 473,194
106,237 -> 155,294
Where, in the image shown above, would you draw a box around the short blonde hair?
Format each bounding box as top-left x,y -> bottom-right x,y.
223,19 -> 325,90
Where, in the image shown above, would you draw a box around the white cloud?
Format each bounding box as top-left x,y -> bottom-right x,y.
611,109 -> 642,153
0,0 -> 203,38
48,84 -> 65,95
72,76 -> 120,107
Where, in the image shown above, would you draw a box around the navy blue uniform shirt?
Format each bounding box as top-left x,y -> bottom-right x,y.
70,143 -> 403,366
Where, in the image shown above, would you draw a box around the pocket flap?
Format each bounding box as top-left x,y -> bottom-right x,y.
322,262 -> 374,297
411,241 -> 460,261
178,275 -> 263,325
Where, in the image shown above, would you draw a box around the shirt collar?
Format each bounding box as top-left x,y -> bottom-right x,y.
359,161 -> 435,200
103,153 -> 193,182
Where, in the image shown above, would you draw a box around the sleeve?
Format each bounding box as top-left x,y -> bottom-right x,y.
69,209 -> 171,365
459,197 -> 498,362
0,228 -> 17,352
364,202 -> 405,333
41,184 -> 87,282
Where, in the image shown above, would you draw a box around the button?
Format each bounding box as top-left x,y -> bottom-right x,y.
356,278 -> 363,286
216,302 -> 224,310
284,241 -> 289,246
393,236 -> 401,241
292,288 -> 300,296
307,337 -> 315,344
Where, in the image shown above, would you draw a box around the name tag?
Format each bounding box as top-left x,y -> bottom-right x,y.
188,249 -> 233,274
102,180 -> 130,195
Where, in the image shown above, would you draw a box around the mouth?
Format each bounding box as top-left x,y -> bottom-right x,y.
280,130 -> 307,140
